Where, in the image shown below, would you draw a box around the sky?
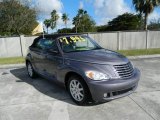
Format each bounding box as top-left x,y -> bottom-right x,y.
32,0 -> 160,31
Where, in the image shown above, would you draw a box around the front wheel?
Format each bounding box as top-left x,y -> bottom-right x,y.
67,75 -> 92,105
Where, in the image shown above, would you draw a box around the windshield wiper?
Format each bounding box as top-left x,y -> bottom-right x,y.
65,50 -> 89,53
65,48 -> 103,53
91,48 -> 103,50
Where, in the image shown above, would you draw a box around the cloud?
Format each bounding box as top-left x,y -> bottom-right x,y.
57,13 -> 73,29
79,1 -> 84,9
94,0 -> 131,17
31,0 -> 65,32
97,18 -> 111,26
34,0 -> 63,19
93,0 -> 131,25
44,12 -> 73,33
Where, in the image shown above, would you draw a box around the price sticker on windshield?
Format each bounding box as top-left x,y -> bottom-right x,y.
79,36 -> 86,41
70,36 -> 77,42
59,36 -> 86,44
63,37 -> 69,44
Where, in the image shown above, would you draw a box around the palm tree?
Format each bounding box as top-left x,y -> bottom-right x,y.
43,19 -> 51,34
73,9 -> 87,33
78,9 -> 87,17
51,10 -> 59,31
62,13 -> 69,28
73,17 -> 79,33
78,9 -> 87,32
133,0 -> 160,30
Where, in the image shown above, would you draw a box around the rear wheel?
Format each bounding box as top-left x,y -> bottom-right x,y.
67,75 -> 92,105
26,62 -> 36,78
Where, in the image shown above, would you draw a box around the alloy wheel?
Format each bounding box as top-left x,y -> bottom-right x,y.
69,79 -> 84,102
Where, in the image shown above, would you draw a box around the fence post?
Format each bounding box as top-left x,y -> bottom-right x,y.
19,35 -> 23,57
117,31 -> 120,50
146,30 -> 149,49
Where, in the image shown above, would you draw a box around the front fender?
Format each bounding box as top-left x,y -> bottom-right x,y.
56,60 -> 87,84
56,60 -> 113,85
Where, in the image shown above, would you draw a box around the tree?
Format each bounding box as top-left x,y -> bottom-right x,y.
72,9 -> 96,33
62,13 -> 69,28
73,17 -> 79,33
148,18 -> 160,30
107,13 -> 141,31
137,13 -> 145,30
96,25 -> 108,32
51,10 -> 59,31
57,28 -> 73,33
0,0 -> 38,35
44,19 -> 51,34
73,9 -> 87,33
133,0 -> 160,30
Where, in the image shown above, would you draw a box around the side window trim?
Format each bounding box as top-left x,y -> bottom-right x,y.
31,38 -> 43,52
34,38 -> 46,50
32,38 -> 60,53
44,38 -> 59,52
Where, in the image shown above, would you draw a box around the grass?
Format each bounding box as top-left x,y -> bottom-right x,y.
0,57 -> 25,65
0,48 -> 160,65
117,48 -> 160,56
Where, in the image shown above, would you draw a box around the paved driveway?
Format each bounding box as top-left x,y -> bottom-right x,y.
0,57 -> 160,120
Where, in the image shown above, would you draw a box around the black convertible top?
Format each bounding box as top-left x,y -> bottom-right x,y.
37,33 -> 84,40
32,33 -> 85,47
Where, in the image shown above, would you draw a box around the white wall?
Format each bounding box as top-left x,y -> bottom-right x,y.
119,31 -> 146,50
147,31 -> 160,49
0,31 -> 160,58
0,37 -> 22,58
20,36 -> 37,56
89,32 -> 118,50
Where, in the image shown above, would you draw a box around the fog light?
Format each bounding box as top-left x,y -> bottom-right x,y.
104,93 -> 107,98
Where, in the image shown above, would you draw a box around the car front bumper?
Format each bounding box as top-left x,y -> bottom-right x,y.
87,68 -> 140,102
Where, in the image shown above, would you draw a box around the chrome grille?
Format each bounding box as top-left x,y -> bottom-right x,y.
114,62 -> 134,78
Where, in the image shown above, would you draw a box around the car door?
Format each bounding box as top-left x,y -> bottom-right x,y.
42,38 -> 63,80
30,38 -> 47,73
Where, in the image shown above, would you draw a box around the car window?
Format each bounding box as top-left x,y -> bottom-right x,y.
34,38 -> 58,51
35,39 -> 45,49
45,39 -> 58,51
58,35 -> 101,53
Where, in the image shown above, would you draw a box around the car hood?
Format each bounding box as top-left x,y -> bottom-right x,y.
64,49 -> 129,65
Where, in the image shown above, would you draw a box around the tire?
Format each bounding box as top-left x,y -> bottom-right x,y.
67,75 -> 92,105
26,61 -> 37,78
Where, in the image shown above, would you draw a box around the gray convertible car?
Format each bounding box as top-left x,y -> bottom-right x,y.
26,34 -> 140,105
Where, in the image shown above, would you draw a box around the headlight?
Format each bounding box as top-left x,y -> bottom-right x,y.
85,71 -> 110,81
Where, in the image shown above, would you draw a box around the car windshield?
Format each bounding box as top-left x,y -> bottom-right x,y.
58,35 -> 102,53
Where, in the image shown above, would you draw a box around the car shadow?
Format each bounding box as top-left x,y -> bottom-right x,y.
10,67 -> 107,106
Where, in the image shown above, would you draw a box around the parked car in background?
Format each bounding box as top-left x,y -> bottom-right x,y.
26,34 -> 140,105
